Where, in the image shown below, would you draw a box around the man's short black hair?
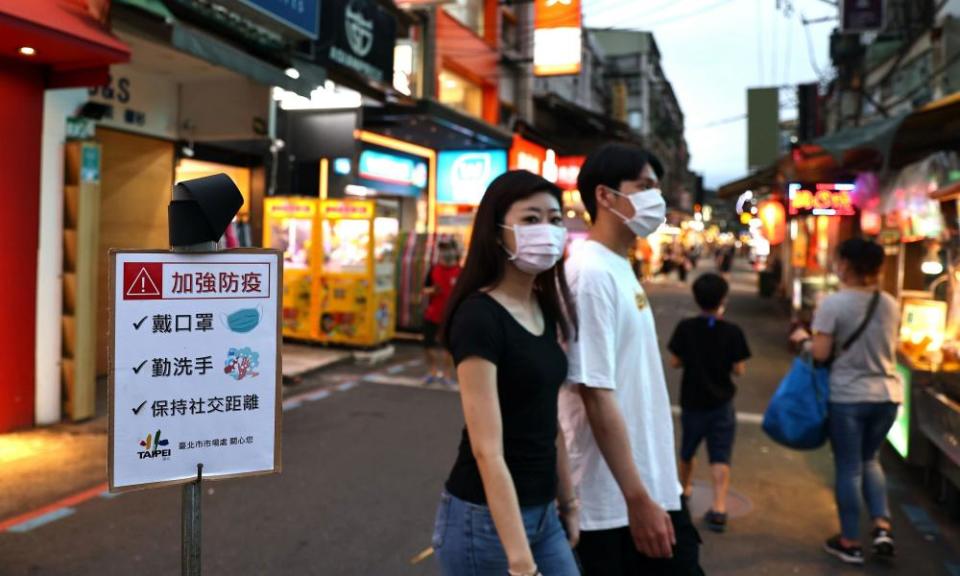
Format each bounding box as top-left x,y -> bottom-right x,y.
577,143 -> 664,221
693,273 -> 729,311
837,237 -> 885,277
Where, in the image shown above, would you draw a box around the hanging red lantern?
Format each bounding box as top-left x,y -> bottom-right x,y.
861,209 -> 882,236
758,200 -> 786,245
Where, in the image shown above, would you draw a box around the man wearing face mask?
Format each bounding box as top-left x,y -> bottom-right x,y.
559,144 -> 705,575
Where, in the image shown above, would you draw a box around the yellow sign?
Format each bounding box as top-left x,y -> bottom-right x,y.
267,198 -> 316,218
321,200 -> 374,220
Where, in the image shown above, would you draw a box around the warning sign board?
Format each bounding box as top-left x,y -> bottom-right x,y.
109,250 -> 283,492
124,262 -> 163,299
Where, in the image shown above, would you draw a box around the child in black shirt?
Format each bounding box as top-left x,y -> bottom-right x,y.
668,273 -> 751,533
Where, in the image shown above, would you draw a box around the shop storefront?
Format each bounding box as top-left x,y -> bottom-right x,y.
0,1 -> 129,433
785,182 -> 858,319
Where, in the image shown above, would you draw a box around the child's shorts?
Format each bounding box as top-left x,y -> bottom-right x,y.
680,401 -> 736,464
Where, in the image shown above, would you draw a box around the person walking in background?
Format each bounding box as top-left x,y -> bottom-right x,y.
794,238 -> 902,565
422,237 -> 461,386
668,273 -> 750,533
717,244 -> 734,277
560,143 -> 704,575
433,170 -> 580,576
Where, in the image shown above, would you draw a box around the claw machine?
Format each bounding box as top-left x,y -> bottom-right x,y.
263,196 -> 399,347
318,198 -> 399,346
263,198 -> 317,339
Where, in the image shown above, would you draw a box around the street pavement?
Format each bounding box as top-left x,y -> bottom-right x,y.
2,261 -> 960,575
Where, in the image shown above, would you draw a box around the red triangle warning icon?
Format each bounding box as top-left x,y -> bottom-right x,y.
123,262 -> 163,300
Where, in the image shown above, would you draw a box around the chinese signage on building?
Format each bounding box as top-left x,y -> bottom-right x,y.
220,0 -> 319,39
841,0 -> 884,33
533,0 -> 582,76
437,150 -> 508,205
357,148 -> 428,197
787,182 -> 856,217
109,251 -> 281,491
319,0 -> 396,85
88,66 -> 179,140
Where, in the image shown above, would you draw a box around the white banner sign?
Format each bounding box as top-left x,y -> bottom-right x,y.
109,250 -> 282,491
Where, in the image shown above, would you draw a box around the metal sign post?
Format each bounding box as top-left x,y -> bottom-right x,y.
170,182 -> 219,576
106,175 -> 282,576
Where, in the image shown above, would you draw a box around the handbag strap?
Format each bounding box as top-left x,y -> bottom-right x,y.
840,290 -> 881,352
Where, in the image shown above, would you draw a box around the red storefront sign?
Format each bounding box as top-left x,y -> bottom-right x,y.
787,182 -> 856,217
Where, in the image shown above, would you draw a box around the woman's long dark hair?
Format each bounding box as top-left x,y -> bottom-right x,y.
440,169 -> 578,345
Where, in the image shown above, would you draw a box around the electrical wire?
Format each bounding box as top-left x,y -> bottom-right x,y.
757,0 -> 764,85
801,10 -> 826,81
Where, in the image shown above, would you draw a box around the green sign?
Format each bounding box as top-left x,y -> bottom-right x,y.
81,145 -> 101,184
887,363 -> 912,458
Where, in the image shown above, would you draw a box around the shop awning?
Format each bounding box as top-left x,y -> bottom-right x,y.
170,24 -> 324,97
804,92 -> 960,171
363,100 -> 514,151
113,0 -> 324,98
0,0 -> 130,87
532,92 -> 640,155
718,164 -> 777,199
889,93 -> 960,169
812,113 -> 909,166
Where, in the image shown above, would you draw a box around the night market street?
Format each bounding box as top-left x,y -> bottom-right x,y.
2,263 -> 958,575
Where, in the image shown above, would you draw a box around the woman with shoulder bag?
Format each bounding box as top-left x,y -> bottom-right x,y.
799,238 -> 903,566
431,170 -> 581,576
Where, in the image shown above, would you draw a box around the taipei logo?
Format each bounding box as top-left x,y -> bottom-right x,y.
138,429 -> 172,460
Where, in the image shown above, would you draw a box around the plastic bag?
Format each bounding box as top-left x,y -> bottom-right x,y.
762,356 -> 830,450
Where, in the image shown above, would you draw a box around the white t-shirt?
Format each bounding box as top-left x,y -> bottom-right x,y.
559,240 -> 683,531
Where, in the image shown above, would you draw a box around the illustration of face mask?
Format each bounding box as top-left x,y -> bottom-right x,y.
501,223 -> 568,275
224,307 -> 261,333
610,188 -> 666,238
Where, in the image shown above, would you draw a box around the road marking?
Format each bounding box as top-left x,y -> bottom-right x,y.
6,508 -> 76,533
901,503 -> 941,537
670,405 -> 764,425
410,546 -> 434,564
0,482 -> 108,533
281,400 -> 303,412
337,381 -> 358,392
282,381 -> 361,412
386,364 -> 405,375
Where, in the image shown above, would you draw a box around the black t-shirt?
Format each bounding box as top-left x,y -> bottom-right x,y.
668,316 -> 751,410
444,293 -> 567,506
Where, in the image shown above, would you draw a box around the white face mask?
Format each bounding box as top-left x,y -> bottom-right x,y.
501,223 -> 568,275
610,188 -> 667,238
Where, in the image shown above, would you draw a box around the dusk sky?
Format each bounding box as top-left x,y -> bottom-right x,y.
582,0 -> 840,189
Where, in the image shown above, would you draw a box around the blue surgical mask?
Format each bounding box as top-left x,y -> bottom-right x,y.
225,307 -> 261,333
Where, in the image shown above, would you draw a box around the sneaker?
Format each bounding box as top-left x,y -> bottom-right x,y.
871,526 -> 895,558
823,535 -> 864,565
704,510 -> 727,533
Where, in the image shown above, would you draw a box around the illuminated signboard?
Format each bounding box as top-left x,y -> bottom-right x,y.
533,0 -> 582,77
787,182 -> 856,217
357,148 -> 428,197
555,156 -> 585,190
510,135 -> 547,175
437,150 -> 508,205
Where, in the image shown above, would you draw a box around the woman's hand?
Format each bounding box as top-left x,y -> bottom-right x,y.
559,500 -> 581,548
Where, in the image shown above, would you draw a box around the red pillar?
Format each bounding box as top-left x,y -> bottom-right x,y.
0,58 -> 43,432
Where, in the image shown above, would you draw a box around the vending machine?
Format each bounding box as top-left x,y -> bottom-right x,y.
263,197 -> 399,347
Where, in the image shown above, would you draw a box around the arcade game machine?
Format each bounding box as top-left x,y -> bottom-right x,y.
317,198 -> 399,347
263,197 -> 399,347
263,197 -> 316,339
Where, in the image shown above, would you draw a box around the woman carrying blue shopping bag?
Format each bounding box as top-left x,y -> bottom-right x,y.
793,238 -> 903,566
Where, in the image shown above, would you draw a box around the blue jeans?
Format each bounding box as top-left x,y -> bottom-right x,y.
433,491 -> 579,576
828,401 -> 899,540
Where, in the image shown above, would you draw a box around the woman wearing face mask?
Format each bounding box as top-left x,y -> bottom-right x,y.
794,238 -> 902,566
432,170 -> 580,576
